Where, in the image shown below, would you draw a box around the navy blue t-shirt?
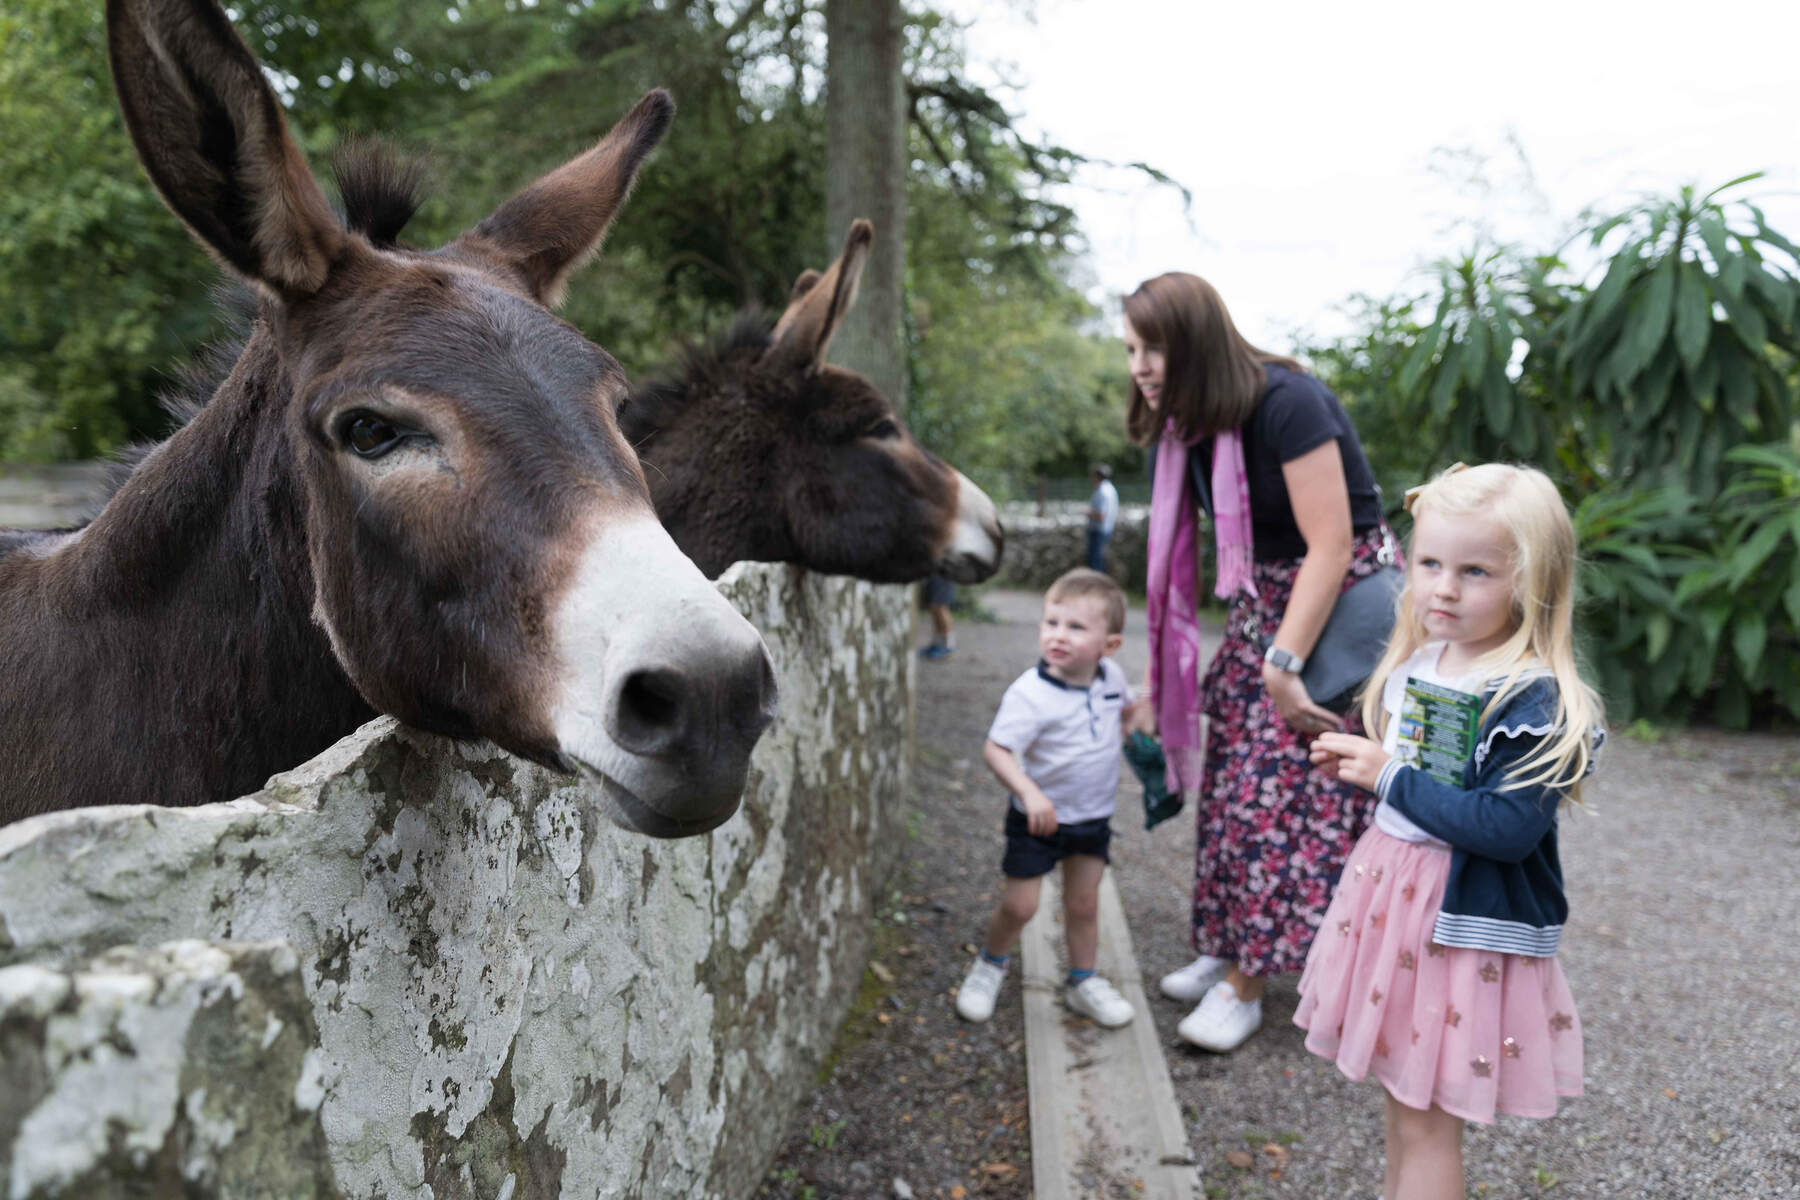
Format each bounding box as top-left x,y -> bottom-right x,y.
1170,364 -> 1383,561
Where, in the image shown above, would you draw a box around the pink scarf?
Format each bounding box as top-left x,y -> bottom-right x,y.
1146,425 -> 1256,795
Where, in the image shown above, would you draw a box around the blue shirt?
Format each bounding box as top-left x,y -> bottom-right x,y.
1088,480 -> 1119,534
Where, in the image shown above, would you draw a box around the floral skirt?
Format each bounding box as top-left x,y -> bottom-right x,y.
1188,526 -> 1392,976
1294,828 -> 1584,1124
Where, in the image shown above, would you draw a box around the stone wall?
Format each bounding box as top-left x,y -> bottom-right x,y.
0,565 -> 912,1200
986,502 -> 1150,592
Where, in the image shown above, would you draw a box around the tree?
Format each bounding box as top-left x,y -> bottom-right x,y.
825,0 -> 907,407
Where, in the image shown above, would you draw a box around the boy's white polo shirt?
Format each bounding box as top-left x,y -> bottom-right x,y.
987,657 -> 1133,824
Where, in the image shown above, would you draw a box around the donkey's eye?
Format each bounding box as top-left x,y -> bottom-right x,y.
865,418 -> 900,440
340,411 -> 405,458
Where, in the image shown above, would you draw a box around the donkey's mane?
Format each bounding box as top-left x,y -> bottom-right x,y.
623,312 -> 776,442
331,139 -> 429,248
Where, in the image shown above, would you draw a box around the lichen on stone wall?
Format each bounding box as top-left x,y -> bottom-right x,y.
0,941 -> 339,1200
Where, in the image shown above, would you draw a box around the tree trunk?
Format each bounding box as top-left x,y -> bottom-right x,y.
825,0 -> 907,411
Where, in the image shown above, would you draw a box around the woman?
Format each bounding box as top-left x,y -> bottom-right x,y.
1126,272 -> 1394,1052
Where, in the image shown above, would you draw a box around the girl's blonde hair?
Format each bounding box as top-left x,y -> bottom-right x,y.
1360,463 -> 1604,802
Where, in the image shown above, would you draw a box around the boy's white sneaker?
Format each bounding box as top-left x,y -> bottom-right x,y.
955,957 -> 1007,1022
1176,980 -> 1262,1051
1065,976 -> 1135,1028
1158,954 -> 1231,1003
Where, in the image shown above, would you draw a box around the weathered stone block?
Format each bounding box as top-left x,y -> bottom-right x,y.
0,940 -> 337,1200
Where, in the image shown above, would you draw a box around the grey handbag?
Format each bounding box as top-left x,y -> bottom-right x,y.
1260,530 -> 1404,714
1298,564 -> 1404,713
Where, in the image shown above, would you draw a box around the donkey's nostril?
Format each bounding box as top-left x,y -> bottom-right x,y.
611,667 -> 688,755
736,647 -> 780,739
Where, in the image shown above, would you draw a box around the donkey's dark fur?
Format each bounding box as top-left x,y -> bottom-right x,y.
331,149 -> 1003,584
619,313 -> 975,581
618,225 -> 1003,583
0,0 -> 775,832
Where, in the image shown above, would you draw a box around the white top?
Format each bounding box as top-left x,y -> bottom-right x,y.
1372,642 -> 1483,847
987,657 -> 1134,824
1088,480 -> 1119,534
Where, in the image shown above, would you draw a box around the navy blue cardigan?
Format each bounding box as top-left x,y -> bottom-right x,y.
1372,676 -> 1602,958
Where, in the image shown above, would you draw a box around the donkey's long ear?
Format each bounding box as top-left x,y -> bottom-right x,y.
107,0 -> 346,297
787,269 -> 824,305
461,90 -> 675,308
770,220 -> 874,370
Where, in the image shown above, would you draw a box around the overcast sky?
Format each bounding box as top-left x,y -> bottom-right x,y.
951,0 -> 1799,347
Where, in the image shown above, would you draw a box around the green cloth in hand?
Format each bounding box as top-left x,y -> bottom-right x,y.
1123,731 -> 1183,830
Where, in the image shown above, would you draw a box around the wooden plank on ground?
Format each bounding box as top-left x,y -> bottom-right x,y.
1021,870 -> 1200,1199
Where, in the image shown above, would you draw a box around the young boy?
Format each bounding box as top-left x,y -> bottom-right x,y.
955,568 -> 1139,1028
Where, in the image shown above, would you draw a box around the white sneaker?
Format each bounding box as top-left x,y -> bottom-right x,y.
1158,954 -> 1231,1003
1065,976 -> 1135,1028
955,957 -> 1007,1022
1176,980 -> 1262,1051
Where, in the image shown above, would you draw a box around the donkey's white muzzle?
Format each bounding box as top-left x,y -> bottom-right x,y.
549,516 -> 777,835
937,470 -> 1003,583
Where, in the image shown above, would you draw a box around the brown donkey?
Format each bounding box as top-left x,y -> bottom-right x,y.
620,222 -> 1004,581
0,0 -> 776,834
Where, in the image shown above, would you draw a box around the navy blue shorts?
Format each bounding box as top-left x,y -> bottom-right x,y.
1001,806 -> 1112,878
923,574 -> 956,607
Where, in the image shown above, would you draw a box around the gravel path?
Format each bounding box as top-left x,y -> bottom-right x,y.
764,588 -> 1800,1199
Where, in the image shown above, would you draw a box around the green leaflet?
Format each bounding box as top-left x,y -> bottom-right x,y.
1671,261 -> 1712,371
1732,610 -> 1766,677
1481,358 -> 1513,435
1575,238 -> 1645,346
1727,520 -> 1789,589
1462,318 -> 1489,390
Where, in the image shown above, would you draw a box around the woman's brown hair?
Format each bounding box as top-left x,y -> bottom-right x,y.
1123,272 -> 1303,446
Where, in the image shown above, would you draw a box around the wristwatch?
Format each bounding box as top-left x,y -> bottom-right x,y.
1263,644 -> 1306,674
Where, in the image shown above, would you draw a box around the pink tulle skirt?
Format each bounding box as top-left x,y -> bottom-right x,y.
1294,828 -> 1583,1124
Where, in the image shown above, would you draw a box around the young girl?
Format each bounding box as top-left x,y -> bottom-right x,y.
1297,463 -> 1605,1200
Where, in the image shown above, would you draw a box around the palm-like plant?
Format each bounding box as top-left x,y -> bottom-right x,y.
1309,175 -> 1800,725
1552,175 -> 1799,496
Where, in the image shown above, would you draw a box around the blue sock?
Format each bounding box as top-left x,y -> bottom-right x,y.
980,949 -> 1010,969
1066,967 -> 1095,986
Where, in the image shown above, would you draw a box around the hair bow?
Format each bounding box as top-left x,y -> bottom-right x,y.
1402,461 -> 1468,514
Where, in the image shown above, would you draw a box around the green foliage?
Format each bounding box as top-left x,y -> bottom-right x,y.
1571,483 -> 1706,723
0,0 -> 224,459
908,182 -> 1131,499
806,1118 -> 846,1150
1307,177 -> 1800,726
1,0 -> 1143,484
1551,176 -> 1798,495
1657,436 -> 1800,725
901,8 -> 1136,497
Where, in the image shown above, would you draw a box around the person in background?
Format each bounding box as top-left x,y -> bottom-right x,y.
919,573 -> 956,660
1125,270 -> 1395,1052
955,569 -> 1143,1030
1086,463 -> 1120,572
